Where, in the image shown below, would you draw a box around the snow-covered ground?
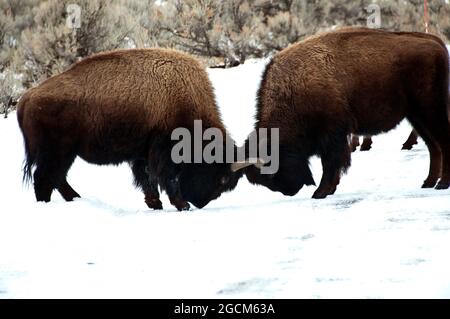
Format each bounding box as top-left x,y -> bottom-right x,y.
1,59 -> 450,299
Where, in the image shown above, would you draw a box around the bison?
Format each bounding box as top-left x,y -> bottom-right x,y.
17,48 -> 246,211
245,27 -> 450,199
1,96 -> 17,118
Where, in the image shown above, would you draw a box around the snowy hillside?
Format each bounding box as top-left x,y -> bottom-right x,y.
1,57 -> 450,298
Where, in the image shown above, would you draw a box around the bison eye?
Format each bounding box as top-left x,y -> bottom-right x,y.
220,176 -> 230,185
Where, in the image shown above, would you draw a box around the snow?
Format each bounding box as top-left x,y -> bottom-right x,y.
1,58 -> 450,299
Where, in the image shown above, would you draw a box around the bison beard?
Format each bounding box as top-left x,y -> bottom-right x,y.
16,48 -> 243,211
246,27 -> 450,199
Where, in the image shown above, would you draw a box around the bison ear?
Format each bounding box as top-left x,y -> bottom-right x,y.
230,158 -> 265,172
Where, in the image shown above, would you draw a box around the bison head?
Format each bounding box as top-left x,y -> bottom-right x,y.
178,162 -> 244,209
245,150 -> 315,196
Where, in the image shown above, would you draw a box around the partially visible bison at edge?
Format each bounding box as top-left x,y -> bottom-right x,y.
246,27 -> 450,199
17,49 -> 245,211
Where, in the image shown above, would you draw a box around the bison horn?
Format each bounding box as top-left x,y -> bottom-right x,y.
231,158 -> 266,172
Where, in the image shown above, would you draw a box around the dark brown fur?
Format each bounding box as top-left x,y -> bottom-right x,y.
246,27 -> 450,198
17,48 -> 241,210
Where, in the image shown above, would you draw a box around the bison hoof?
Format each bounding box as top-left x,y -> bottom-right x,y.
422,179 -> 438,188
63,194 -> 81,202
145,198 -> 163,210
402,144 -> 415,150
312,191 -> 328,199
435,181 -> 450,190
360,145 -> 372,152
328,187 -> 337,195
176,202 -> 191,212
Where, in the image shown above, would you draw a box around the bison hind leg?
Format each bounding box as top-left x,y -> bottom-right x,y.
33,144 -> 79,203
33,167 -> 54,202
58,179 -> 81,201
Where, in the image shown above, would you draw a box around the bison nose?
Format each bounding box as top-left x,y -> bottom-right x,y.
245,168 -> 258,183
280,189 -> 299,196
278,184 -> 302,196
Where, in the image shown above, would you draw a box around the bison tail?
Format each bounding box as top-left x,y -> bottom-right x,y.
16,95 -> 36,184
22,137 -> 36,184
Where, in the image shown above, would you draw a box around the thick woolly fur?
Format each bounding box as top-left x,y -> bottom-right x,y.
17,48 -> 241,210
246,27 -> 450,199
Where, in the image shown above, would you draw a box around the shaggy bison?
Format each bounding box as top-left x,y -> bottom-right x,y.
246,27 -> 450,199
17,49 -> 245,211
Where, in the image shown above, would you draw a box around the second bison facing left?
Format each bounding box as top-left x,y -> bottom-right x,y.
17,49 -> 244,211
246,27 -> 450,199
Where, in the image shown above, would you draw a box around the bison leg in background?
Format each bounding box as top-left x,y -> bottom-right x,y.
402,130 -> 419,150
58,179 -> 81,201
360,136 -> 373,151
350,135 -> 360,152
131,160 -> 163,210
313,132 -> 351,199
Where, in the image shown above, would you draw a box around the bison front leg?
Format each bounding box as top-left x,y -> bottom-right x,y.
407,118 -> 442,188
313,160 -> 341,199
144,181 -> 163,210
327,171 -> 342,195
166,176 -> 191,211
313,134 -> 351,199
131,160 -> 163,210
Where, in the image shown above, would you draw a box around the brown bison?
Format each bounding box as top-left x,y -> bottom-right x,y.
246,27 -> 450,199
1,96 -> 17,118
17,48 -> 244,211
